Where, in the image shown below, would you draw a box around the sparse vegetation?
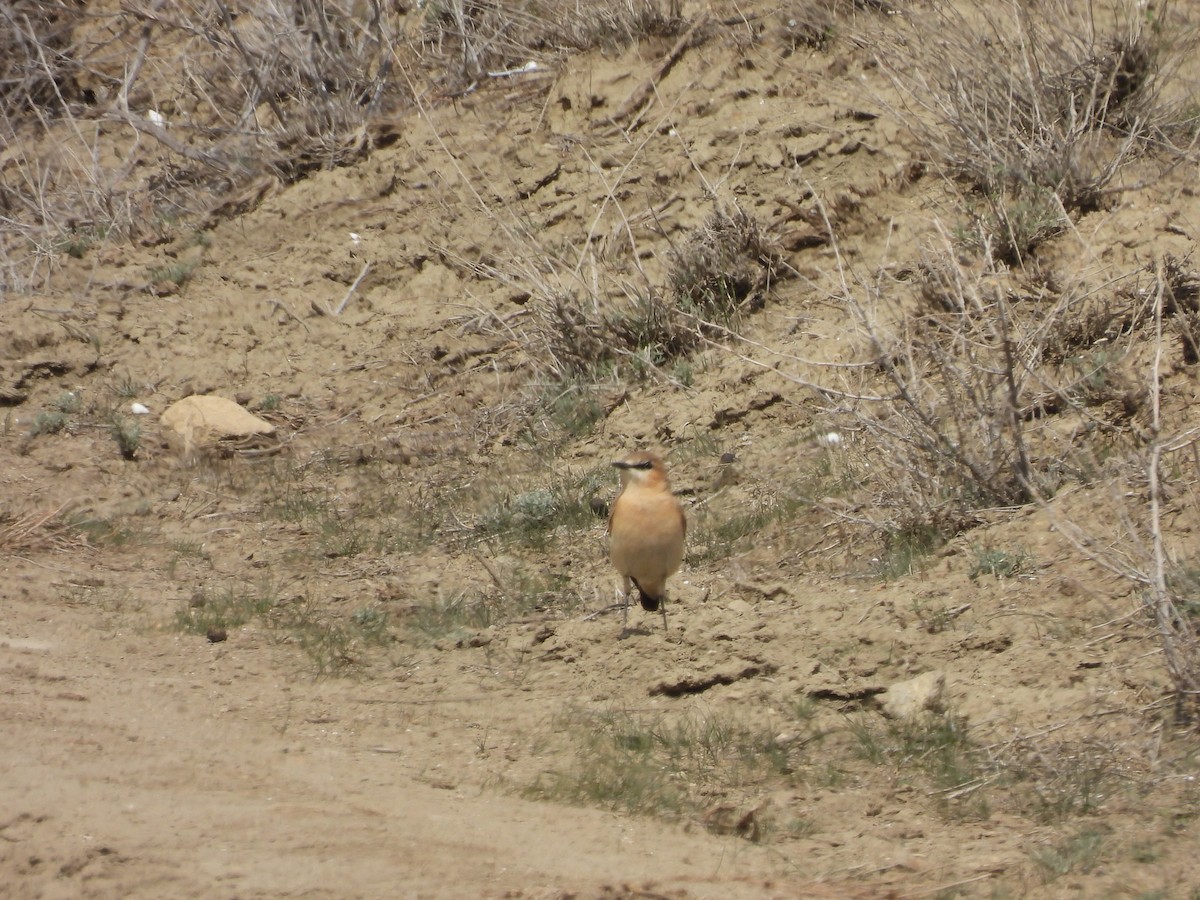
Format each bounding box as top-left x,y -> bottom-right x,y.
526,705 -> 809,830
474,466 -> 608,548
878,0 -> 1189,251
407,592 -> 494,645
175,581 -> 393,674
527,200 -> 782,383
1031,827 -> 1109,882
6,0 -> 1200,893
109,416 -> 141,460
970,545 -> 1035,581
29,410 -> 67,437
148,260 -> 198,287
175,581 -> 278,639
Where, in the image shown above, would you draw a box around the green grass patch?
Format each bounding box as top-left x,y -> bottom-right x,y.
525,705 -> 819,830
873,526 -> 942,580
406,592 -> 494,645
175,580 -> 394,675
1031,827 -> 1108,882
969,544 -> 1034,580
474,465 -> 608,549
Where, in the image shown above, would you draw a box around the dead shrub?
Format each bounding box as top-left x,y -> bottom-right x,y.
668,202 -> 782,329
1162,253 -> 1200,363
0,2 -> 87,112
526,201 -> 781,379
875,0 -> 1193,259
418,0 -> 685,90
834,238 -> 1159,537
0,0 -> 412,292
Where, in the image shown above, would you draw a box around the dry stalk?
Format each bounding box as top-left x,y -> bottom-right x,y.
0,501 -> 78,554
875,0 -> 1182,209
1146,263 -> 1200,715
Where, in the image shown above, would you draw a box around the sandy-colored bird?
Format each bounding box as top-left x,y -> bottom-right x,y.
608,451 -> 686,632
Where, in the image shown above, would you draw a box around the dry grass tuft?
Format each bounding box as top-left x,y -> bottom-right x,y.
0,502 -> 81,555
875,0 -> 1196,264
527,200 -> 781,380
418,0 -> 684,90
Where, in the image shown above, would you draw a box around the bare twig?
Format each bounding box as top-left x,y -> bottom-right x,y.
331,262 -> 372,316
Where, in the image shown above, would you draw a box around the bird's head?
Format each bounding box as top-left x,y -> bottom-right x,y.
613,451 -> 669,489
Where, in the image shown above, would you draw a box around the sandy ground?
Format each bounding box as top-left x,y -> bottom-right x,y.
5,1 -> 1200,897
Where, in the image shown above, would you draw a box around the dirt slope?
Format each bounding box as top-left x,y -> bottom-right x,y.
4,1 -> 1200,897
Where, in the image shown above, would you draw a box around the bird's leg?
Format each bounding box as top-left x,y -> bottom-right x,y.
621,576 -> 632,631
660,594 -> 669,632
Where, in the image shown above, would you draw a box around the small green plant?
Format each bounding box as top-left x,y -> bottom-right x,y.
873,527 -> 942,580
1021,750 -> 1112,823
175,581 -> 278,637
260,393 -> 281,412
148,259 -> 198,285
672,357 -> 694,387
1130,840 -> 1160,864
969,545 -> 1034,580
275,598 -> 393,674
165,539 -> 207,579
475,467 -> 607,548
68,514 -> 139,548
60,236 -> 90,258
350,606 -> 390,643
29,411 -> 67,436
56,228 -> 106,259
53,391 -> 81,413
912,598 -> 959,634
110,416 -> 141,459
965,187 -> 1065,265
113,374 -> 141,399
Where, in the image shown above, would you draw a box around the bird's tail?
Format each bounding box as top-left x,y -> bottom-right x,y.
633,580 -> 661,612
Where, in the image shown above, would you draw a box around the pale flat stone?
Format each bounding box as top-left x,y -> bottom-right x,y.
160,394 -> 275,457
879,670 -> 946,720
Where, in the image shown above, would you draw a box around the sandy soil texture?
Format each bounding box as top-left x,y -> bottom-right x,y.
5,1 -> 1200,897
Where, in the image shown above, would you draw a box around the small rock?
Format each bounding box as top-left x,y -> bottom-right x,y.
879,670 -> 945,720
160,394 -> 275,458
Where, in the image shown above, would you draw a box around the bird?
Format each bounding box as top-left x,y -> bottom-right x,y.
608,451 -> 686,633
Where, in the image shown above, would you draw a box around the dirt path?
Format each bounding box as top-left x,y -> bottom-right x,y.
5,1 -> 1200,897
1,575 -> 813,899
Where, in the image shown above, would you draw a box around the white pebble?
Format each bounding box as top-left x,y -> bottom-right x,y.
130,402 -> 151,415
